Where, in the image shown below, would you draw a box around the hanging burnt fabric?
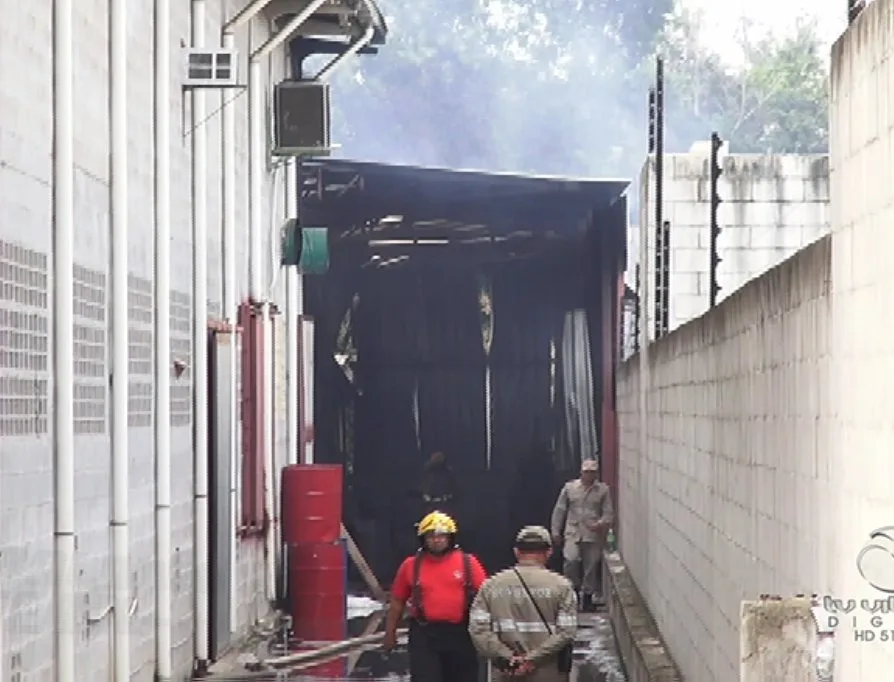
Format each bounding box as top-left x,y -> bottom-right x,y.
478,274 -> 494,470
561,309 -> 598,465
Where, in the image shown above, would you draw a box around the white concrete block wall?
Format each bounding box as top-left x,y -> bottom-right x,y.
828,0 -> 894,677
637,152 -> 830,340
617,236 -> 834,682
0,0 -> 292,679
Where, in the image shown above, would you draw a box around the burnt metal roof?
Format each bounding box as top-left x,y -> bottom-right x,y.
298,158 -> 629,269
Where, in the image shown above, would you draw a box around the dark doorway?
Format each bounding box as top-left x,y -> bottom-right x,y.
300,159 -> 629,583
208,329 -> 236,658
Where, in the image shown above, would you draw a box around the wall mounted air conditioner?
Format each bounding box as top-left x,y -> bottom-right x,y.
182,47 -> 239,88
273,80 -> 331,156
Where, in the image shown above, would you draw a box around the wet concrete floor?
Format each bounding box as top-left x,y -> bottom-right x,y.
290,609 -> 626,681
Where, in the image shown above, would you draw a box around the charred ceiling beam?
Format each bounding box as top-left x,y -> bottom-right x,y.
335,234 -> 576,265
298,165 -> 625,212
335,226 -> 571,245
313,190 -> 599,215
299,158 -> 620,196
304,204 -> 594,240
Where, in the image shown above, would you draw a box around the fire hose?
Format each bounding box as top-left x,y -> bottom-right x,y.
208,628 -> 409,680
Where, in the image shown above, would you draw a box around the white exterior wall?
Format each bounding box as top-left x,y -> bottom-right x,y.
637,152 -> 830,341
617,237 -> 834,681
828,0 -> 894,677
617,3 -> 894,678
0,1 -> 292,680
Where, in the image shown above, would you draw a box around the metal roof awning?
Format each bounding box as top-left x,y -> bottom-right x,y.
298,158 -> 630,269
267,0 -> 388,45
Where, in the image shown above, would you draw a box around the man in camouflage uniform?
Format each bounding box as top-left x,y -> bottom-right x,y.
467,526 -> 577,681
550,458 -> 613,611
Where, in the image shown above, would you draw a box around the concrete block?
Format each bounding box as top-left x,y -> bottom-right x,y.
778,154 -> 828,180
669,200 -> 706,227
745,177 -> 793,203
745,225 -> 813,250
603,553 -> 684,682
802,174 -> 831,203
740,599 -> 817,682
729,200 -> 779,228
669,272 -> 699,296
671,154 -> 708,180
664,177 -> 701,203
670,248 -> 708,275
665,225 -> 700,249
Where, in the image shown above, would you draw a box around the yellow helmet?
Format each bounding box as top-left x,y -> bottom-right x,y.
417,511 -> 457,536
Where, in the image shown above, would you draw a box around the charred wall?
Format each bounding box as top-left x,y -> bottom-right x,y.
307,244 -> 607,582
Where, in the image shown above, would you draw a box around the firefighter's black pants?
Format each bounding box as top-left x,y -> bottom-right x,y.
408,619 -> 479,682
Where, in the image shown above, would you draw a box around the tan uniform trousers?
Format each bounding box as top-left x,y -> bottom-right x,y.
492,662 -> 570,682
562,540 -> 601,596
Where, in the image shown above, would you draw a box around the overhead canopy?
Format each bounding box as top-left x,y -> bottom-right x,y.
298,158 -> 630,270
268,0 -> 388,45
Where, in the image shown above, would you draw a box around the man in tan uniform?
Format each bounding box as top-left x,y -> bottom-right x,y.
467,526 -> 577,681
550,458 -> 613,611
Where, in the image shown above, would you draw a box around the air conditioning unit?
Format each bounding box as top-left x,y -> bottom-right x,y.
182,47 -> 239,88
272,80 -> 331,156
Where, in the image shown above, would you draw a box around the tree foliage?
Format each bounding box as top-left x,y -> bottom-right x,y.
659,10 -> 828,153
326,1 -> 829,178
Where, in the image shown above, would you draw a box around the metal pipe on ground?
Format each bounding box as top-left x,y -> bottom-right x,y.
267,629 -> 407,668
207,629 -> 408,680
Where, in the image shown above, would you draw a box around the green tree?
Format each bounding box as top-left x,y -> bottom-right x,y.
656,10 -> 828,153
328,0 -> 673,175
730,18 -> 829,152
326,2 -> 828,180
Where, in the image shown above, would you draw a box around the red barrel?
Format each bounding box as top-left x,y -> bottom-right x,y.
281,464 -> 343,544
289,541 -> 346,641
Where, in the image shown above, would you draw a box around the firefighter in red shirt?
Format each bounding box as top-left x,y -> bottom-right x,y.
383,510 -> 487,681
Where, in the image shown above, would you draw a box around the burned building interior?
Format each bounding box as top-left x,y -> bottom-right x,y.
299,159 -> 628,583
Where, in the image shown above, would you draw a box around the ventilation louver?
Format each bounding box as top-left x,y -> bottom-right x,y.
273,80 -> 331,156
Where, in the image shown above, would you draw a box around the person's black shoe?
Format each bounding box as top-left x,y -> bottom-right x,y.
580,593 -> 592,612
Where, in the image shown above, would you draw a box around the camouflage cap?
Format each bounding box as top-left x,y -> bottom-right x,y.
514,525 -> 552,547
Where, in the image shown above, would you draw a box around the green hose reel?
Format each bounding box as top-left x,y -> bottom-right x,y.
281,219 -> 329,274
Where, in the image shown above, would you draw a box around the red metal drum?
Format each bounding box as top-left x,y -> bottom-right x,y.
281,464 -> 343,544
288,541 -> 347,641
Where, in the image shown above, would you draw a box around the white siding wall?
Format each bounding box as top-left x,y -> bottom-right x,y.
0,1 -> 291,679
